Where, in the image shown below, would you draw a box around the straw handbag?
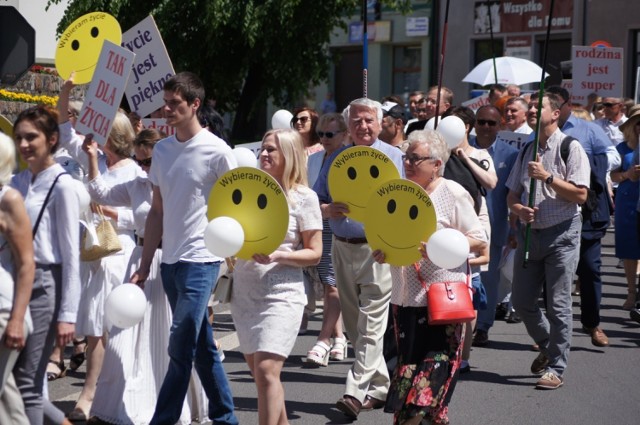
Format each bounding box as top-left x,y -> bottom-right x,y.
80,207 -> 122,262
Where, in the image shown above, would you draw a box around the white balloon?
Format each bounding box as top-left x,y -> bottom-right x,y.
426,228 -> 470,270
105,284 -> 147,329
271,109 -> 293,129
436,115 -> 467,149
204,216 -> 244,258
232,147 -> 258,168
425,116 -> 439,130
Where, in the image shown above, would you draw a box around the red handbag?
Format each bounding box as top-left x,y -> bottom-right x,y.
414,261 -> 475,326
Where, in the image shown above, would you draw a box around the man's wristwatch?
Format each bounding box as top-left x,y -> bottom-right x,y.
545,174 -> 554,185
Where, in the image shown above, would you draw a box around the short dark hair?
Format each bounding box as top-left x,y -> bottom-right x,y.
163,72 -> 205,106
198,100 -> 230,145
14,105 -> 60,154
546,86 -> 570,103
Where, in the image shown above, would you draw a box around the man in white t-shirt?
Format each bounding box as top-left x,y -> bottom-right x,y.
131,72 -> 238,425
594,96 -> 627,145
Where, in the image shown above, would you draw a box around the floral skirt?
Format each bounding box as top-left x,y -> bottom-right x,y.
384,305 -> 464,425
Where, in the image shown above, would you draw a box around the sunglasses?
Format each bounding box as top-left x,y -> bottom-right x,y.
134,156 -> 152,167
317,130 -> 343,139
291,116 -> 311,125
477,119 -> 498,127
602,102 -> 619,108
402,154 -> 434,166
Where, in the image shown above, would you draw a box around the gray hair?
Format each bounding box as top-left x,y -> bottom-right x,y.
406,129 -> 450,176
342,98 -> 383,123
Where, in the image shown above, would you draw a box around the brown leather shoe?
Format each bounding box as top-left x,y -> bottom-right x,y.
336,395 -> 361,418
361,395 -> 385,411
583,326 -> 609,347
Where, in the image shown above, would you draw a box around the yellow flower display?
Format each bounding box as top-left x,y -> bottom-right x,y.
0,89 -> 58,106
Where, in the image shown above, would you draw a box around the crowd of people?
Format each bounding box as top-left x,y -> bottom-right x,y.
1,72 -> 639,425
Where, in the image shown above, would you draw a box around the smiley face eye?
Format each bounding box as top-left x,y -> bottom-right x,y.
71,40 -> 80,51
347,167 -> 357,180
387,199 -> 396,214
232,189 -> 242,205
91,27 -> 99,38
409,205 -> 418,220
257,194 -> 267,209
370,165 -> 380,178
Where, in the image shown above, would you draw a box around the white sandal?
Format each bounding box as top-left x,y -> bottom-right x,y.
306,341 -> 331,367
330,337 -> 348,361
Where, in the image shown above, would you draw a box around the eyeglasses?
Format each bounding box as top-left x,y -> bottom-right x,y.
317,130 -> 343,139
291,116 -> 311,125
418,98 -> 437,105
134,156 -> 152,167
477,119 -> 498,127
602,102 -> 619,108
402,154 -> 434,166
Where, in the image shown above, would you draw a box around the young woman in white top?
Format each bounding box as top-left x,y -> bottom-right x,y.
0,132 -> 35,425
11,106 -> 80,425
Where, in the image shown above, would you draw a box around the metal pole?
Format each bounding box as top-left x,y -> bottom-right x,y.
434,0 -> 451,129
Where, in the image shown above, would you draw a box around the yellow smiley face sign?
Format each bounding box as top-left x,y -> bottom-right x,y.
207,167 -> 289,260
364,179 -> 437,266
327,146 -> 400,223
55,12 -> 122,84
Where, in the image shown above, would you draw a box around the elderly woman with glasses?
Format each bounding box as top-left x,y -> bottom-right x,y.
372,129 -> 487,425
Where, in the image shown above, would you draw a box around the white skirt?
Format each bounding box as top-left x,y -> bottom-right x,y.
89,247 -> 209,424
76,233 -> 136,337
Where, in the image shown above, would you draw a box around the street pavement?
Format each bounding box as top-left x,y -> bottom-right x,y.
50,227 -> 640,424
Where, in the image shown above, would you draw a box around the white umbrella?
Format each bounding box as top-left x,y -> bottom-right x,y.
462,57 -> 549,86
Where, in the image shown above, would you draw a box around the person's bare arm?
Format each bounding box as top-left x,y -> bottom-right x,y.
130,185 -> 163,286
1,189 -> 35,350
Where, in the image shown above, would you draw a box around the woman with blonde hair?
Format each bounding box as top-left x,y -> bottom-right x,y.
0,132 -> 35,424
57,76 -> 139,421
231,129 -> 322,425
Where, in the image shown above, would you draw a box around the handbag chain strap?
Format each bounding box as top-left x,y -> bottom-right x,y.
33,172 -> 69,238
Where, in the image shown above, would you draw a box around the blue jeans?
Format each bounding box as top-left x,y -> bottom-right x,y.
576,237 -> 603,329
151,261 -> 238,425
512,216 -> 581,376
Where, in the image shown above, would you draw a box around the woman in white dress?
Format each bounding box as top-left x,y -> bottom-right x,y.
11,106 -> 81,425
57,79 -> 138,420
80,129 -> 199,424
230,129 -> 322,425
0,132 -> 35,425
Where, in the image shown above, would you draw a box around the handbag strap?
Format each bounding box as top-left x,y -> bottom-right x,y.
32,172 -> 69,238
413,259 -> 471,292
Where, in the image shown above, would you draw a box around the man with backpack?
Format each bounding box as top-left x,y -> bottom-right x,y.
506,92 -> 590,390
546,86 -> 621,348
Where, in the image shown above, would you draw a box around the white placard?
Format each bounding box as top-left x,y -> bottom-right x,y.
496,130 -> 531,150
461,93 -> 490,112
76,41 -> 135,145
141,118 -> 176,137
122,15 -> 175,118
572,45 -> 623,100
406,17 -> 429,37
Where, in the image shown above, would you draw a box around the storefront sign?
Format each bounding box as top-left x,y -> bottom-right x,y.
474,0 -> 573,34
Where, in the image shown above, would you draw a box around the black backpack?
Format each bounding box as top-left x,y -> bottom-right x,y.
522,137 -> 612,233
443,153 -> 489,214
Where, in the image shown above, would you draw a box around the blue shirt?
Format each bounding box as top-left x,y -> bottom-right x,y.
561,114 -> 621,171
313,139 -> 405,238
470,137 -> 518,246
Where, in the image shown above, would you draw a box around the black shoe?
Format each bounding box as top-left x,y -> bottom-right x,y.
494,303 -> 508,320
630,308 -> 640,324
472,329 -> 489,347
506,309 -> 522,323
